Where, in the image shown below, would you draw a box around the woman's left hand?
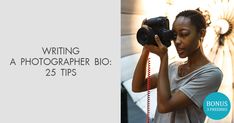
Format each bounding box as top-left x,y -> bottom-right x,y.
144,35 -> 168,59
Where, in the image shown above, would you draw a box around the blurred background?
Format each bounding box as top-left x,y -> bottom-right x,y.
121,0 -> 234,123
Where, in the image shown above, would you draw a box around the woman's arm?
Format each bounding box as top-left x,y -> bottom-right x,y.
132,47 -> 158,92
150,36 -> 193,113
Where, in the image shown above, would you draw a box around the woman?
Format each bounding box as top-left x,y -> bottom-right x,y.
132,10 -> 223,123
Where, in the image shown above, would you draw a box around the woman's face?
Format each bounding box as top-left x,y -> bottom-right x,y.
172,16 -> 201,58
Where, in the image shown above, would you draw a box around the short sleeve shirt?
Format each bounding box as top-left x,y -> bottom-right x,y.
154,61 -> 223,123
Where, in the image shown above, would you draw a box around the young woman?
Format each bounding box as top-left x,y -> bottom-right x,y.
132,10 -> 223,123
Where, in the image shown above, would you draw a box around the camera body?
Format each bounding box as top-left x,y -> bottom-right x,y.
136,17 -> 176,47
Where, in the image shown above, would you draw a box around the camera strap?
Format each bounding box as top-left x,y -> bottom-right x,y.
146,57 -> 151,123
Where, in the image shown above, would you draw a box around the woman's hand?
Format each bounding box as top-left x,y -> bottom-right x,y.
144,35 -> 168,59
141,18 -> 147,27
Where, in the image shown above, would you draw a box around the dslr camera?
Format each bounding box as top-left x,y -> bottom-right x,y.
136,17 -> 176,47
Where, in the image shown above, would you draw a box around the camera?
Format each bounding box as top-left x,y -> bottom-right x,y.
136,17 -> 176,47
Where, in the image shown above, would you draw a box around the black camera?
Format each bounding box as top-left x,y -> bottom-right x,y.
136,17 -> 176,47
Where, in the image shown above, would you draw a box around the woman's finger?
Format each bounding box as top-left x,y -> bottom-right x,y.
144,44 -> 160,53
141,18 -> 147,27
154,35 -> 163,47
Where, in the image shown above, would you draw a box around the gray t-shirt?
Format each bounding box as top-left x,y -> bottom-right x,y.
154,61 -> 223,123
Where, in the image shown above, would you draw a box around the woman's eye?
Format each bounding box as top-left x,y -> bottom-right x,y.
179,32 -> 190,37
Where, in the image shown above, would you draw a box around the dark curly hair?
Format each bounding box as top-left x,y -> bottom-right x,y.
176,10 -> 206,33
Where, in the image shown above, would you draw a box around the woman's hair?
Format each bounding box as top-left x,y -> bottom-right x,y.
176,10 -> 206,33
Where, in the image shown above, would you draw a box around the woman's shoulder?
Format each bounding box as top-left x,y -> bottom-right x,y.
203,63 -> 223,76
168,61 -> 223,78
191,62 -> 223,82
204,63 -> 222,72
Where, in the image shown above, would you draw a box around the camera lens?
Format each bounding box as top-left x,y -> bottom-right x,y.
136,27 -> 155,46
139,31 -> 148,42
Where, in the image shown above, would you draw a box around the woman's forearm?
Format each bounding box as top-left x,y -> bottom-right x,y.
132,49 -> 149,92
157,54 -> 171,109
